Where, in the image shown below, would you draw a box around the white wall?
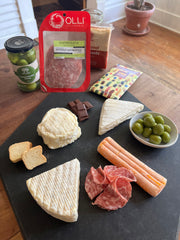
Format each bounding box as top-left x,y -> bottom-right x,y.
0,0 -> 38,50
149,0 -> 180,33
87,0 -> 180,34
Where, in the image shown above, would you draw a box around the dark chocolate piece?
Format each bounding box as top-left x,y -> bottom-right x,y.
68,99 -> 93,121
83,101 -> 93,110
68,101 -> 78,114
74,99 -> 81,104
76,102 -> 88,121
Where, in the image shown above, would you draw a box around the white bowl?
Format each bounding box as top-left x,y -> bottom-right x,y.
129,111 -> 178,148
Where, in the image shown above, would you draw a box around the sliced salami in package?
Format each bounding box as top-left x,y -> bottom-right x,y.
39,11 -> 91,92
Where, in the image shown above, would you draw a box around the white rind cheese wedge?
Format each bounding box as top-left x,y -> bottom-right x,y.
37,108 -> 81,149
26,158 -> 80,222
99,99 -> 144,135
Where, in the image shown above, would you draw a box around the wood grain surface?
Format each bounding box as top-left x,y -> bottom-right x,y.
110,19 -> 180,94
0,19 -> 179,240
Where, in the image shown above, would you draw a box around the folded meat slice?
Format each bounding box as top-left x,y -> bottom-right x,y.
85,165 -> 136,210
85,166 -> 109,200
93,178 -> 132,210
104,165 -> 136,182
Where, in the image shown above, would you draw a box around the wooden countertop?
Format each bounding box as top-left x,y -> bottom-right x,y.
0,46 -> 180,240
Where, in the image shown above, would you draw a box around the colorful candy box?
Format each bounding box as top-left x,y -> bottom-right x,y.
89,64 -> 142,99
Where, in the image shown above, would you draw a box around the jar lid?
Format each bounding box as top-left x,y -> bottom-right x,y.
4,36 -> 34,53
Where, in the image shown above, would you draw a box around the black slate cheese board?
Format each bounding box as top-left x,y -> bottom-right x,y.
0,92 -> 179,240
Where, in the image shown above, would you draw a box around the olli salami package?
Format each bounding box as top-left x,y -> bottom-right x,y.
39,11 -> 90,92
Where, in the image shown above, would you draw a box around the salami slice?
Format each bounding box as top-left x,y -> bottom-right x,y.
45,46 -> 82,88
85,165 -> 136,211
113,177 -> 132,200
93,179 -> 130,210
104,165 -> 136,182
85,166 -> 108,200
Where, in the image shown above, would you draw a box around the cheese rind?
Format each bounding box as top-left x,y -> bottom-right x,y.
37,108 -> 81,149
99,99 -> 144,135
26,158 -> 80,222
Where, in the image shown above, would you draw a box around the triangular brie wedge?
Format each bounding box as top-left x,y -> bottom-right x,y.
98,99 -> 144,135
26,158 -> 80,222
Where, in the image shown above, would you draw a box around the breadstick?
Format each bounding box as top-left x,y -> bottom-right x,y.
97,137 -> 167,197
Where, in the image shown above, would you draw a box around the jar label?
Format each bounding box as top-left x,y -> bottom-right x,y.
12,60 -> 40,84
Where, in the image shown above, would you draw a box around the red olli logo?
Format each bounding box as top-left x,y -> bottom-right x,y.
49,13 -> 64,28
49,13 -> 85,28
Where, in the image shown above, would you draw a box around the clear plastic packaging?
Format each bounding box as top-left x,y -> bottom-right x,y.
39,11 -> 91,92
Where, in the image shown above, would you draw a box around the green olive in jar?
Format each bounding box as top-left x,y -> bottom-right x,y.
7,52 -> 19,65
25,48 -> 36,64
17,81 -> 40,92
16,59 -> 29,65
4,36 -> 40,92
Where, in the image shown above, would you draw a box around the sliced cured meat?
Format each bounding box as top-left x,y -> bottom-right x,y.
93,186 -> 127,210
85,165 -> 136,211
45,46 -> 82,88
93,179 -> 130,210
104,165 -> 136,182
96,166 -> 109,184
103,165 -> 118,173
112,177 -> 132,200
85,166 -> 108,200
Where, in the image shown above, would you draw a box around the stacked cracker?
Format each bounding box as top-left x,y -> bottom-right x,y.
8,142 -> 47,170
37,108 -> 81,149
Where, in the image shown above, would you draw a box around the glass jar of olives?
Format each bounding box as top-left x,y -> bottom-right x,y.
4,36 -> 40,92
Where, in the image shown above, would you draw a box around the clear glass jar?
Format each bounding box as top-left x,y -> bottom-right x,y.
4,36 -> 40,92
82,8 -> 103,24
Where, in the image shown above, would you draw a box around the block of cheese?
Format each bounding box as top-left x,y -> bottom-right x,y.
37,108 -> 81,149
26,158 -> 80,222
99,99 -> 144,135
8,141 -> 32,163
22,145 -> 47,170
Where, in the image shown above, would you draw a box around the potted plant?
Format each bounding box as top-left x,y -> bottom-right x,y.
123,0 -> 155,36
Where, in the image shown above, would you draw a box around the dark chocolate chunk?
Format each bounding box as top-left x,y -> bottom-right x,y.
74,99 -> 81,104
76,102 -> 85,111
68,101 -> 78,114
76,102 -> 88,121
68,99 -> 93,121
83,101 -> 93,110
